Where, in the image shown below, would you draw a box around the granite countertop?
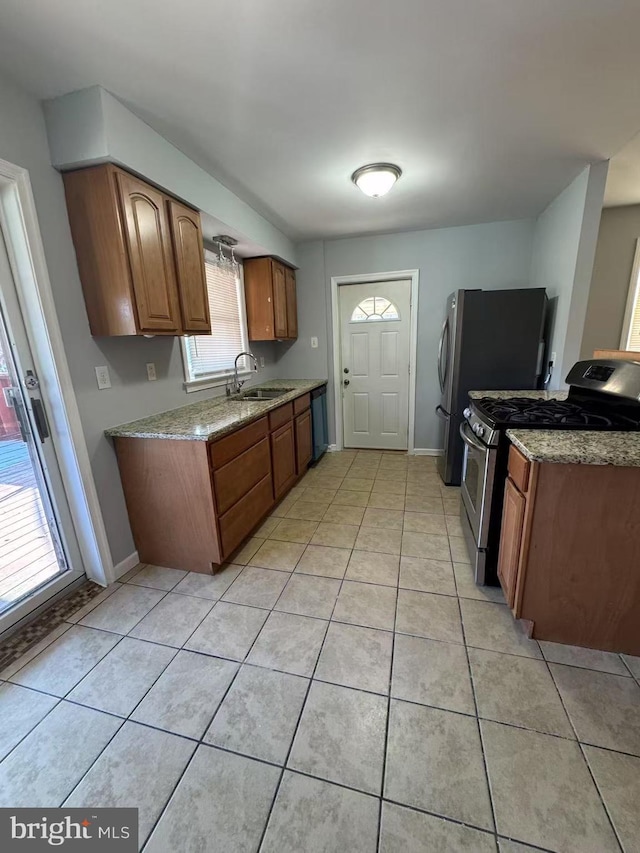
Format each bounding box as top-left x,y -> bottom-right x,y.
105,379 -> 327,441
469,389 -> 568,401
507,429 -> 640,467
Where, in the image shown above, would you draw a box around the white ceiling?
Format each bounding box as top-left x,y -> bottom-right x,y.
2,0 -> 640,240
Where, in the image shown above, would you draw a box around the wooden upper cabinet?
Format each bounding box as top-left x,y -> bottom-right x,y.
244,257 -> 298,341
285,266 -> 298,339
167,200 -> 210,333
272,262 -> 288,338
62,164 -> 210,337
116,171 -> 181,334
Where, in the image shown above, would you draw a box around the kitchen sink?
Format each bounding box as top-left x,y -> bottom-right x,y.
237,388 -> 294,401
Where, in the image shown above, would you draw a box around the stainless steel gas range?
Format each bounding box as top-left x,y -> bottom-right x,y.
459,359 -> 640,585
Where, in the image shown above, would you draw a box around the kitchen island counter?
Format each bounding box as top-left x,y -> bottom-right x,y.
507,429 -> 640,467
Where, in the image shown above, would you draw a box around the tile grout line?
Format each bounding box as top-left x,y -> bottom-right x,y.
376,547 -> 399,852
542,654 -> 624,853
254,539 -> 343,852
455,589 -> 499,844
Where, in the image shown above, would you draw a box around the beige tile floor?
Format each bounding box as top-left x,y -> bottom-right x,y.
0,450 -> 639,851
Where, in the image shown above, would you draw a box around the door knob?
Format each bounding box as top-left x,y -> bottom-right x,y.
343,368 -> 349,374
344,379 -> 350,386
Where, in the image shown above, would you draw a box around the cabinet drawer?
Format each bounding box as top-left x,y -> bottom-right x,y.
219,473 -> 273,558
214,437 -> 271,515
508,444 -> 530,493
269,402 -> 293,431
293,393 -> 310,415
209,417 -> 268,469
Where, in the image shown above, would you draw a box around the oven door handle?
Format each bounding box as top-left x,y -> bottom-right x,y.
459,421 -> 486,453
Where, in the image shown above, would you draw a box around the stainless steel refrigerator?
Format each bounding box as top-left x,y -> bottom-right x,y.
436,288 -> 547,485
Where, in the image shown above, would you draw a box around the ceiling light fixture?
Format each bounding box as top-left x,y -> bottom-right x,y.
351,163 -> 402,197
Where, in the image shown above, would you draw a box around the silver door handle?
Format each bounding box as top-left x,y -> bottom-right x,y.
344,379 -> 350,386
435,404 -> 449,420
459,421 -> 486,453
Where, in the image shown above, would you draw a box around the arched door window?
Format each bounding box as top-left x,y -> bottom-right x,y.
350,296 -> 400,323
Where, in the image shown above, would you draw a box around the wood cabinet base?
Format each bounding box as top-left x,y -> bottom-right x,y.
498,446 -> 640,656
114,395 -> 315,575
115,437 -> 222,573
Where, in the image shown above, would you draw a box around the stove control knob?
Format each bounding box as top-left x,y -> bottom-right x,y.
463,407 -> 471,419
473,423 -> 485,438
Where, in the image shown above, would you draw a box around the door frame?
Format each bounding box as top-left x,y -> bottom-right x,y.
0,157 -> 112,603
330,269 -> 419,452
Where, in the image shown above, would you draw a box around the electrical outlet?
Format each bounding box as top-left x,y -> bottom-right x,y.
95,365 -> 111,390
260,357 -> 265,368
146,362 -> 157,381
310,336 -> 319,349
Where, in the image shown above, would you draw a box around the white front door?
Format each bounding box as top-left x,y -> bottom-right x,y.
339,280 -> 411,450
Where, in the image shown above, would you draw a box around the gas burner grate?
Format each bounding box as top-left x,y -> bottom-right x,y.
475,396 -> 640,430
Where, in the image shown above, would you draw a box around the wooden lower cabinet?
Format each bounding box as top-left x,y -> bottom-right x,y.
295,409 -> 312,474
271,421 -> 297,499
497,477 -> 526,608
114,392 -> 318,574
213,436 -> 271,515
497,441 -> 640,655
218,473 -> 273,556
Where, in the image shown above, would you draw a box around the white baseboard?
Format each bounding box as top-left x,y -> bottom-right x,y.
411,448 -> 444,456
327,444 -> 339,452
112,551 -> 140,581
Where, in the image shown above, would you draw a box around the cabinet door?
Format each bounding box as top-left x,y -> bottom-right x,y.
285,267 -> 298,339
271,421 -> 296,499
272,261 -> 288,339
244,258 -> 275,340
168,201 -> 211,333
295,409 -> 312,475
116,172 -> 182,333
497,477 -> 526,608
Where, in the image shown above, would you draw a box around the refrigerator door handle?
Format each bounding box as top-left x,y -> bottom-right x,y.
437,317 -> 450,393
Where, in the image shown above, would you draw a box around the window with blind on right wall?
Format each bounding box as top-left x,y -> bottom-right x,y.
620,238 -> 640,351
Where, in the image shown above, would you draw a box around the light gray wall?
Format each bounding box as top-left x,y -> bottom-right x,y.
529,162 -> 608,386
279,219 -> 536,450
44,87 -> 296,266
0,70 -> 279,566
581,205 -> 640,358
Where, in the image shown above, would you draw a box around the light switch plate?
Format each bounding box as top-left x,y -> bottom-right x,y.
95,365 -> 111,390
146,362 -> 157,381
311,337 -> 319,349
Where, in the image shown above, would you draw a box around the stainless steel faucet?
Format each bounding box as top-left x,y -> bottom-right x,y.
227,351 -> 258,396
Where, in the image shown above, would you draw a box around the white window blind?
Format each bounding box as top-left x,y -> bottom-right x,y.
621,239 -> 640,352
183,253 -> 250,382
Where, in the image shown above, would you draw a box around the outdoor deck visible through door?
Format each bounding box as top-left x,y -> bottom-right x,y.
339,279 -> 411,450
0,254 -> 70,619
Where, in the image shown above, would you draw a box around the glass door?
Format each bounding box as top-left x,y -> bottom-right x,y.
0,308 -> 68,615
0,227 -> 82,627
